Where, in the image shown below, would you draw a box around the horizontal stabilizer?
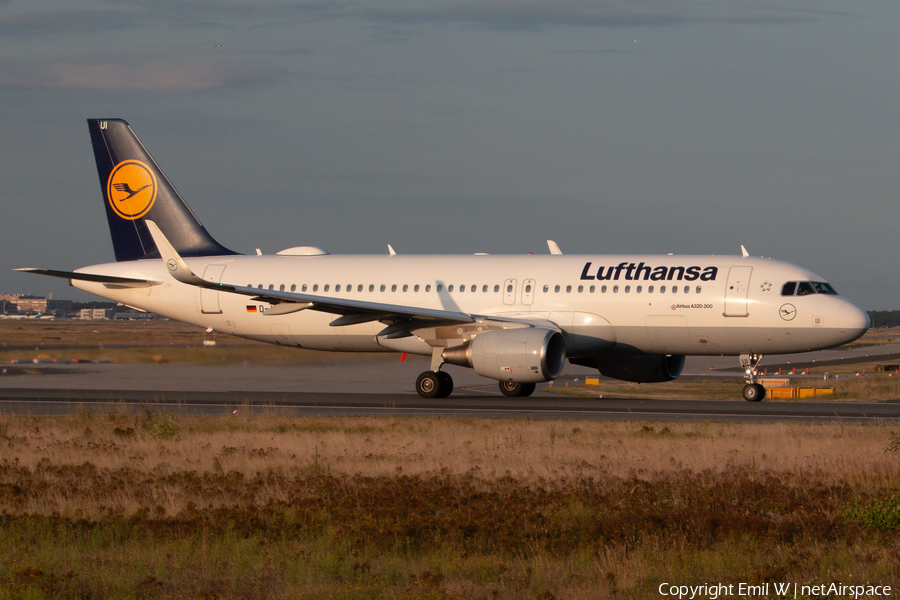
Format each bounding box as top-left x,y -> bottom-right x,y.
14,268 -> 161,288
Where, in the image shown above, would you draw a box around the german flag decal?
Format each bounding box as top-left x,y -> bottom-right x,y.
246,305 -> 258,313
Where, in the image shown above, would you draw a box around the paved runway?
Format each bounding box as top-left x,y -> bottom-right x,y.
0,386 -> 898,422
2,343 -> 899,422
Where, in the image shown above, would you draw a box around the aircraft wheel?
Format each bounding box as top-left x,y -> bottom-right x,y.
437,371 -> 454,398
499,381 -> 536,397
416,372 -> 442,398
742,383 -> 765,402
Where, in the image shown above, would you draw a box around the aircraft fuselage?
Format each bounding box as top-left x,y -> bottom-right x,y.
73,253 -> 868,358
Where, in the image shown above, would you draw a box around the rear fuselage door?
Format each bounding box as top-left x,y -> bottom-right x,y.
723,266 -> 752,317
200,264 -> 227,314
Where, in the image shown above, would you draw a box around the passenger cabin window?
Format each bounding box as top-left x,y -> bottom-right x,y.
526,284 -> 533,293
391,284 -> 397,292
494,285 -> 500,292
414,284 -> 420,292
358,284 -> 363,292
437,284 -> 443,292
543,285 -> 549,293
312,284 -> 318,292
324,284 -> 330,292
425,284 -> 431,292
448,285 -> 454,292
380,284 -> 386,292
403,284 -> 408,292
471,285 -> 476,292
268,284 -> 274,290
291,284 -> 296,292
369,284 -> 374,292
335,285 -> 340,292
279,284 -> 285,291
482,285 -> 488,292
302,284 -> 307,292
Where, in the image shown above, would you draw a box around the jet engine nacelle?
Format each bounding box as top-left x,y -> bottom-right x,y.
572,353 -> 685,383
443,328 -> 566,383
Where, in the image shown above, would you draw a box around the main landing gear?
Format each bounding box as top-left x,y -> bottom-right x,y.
414,372 -> 538,398
740,353 -> 766,402
499,381 -> 536,397
416,371 -> 454,398
415,348 -> 539,399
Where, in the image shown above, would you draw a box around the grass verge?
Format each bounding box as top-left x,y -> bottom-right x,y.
1,414 -> 898,598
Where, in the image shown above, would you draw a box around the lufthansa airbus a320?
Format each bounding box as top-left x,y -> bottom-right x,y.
17,119 -> 870,401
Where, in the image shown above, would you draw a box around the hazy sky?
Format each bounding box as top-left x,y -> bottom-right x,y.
2,0 -> 898,309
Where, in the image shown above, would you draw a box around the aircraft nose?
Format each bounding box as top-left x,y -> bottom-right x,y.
838,301 -> 870,342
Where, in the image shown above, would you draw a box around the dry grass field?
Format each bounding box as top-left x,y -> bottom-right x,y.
1,413 -> 899,599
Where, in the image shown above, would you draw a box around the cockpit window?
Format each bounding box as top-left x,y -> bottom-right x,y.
782,280 -> 838,296
796,282 -> 815,296
812,281 -> 837,295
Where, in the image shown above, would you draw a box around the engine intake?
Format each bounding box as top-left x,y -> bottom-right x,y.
443,328 -> 566,383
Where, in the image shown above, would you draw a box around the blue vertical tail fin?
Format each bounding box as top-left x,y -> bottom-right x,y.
88,119 -> 240,262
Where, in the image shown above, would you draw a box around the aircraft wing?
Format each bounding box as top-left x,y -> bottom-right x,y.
14,268 -> 162,288
144,221 -> 477,328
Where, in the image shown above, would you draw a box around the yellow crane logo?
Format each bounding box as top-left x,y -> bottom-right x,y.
107,160 -> 157,220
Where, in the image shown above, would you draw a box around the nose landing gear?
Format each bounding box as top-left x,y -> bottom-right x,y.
740,353 -> 766,402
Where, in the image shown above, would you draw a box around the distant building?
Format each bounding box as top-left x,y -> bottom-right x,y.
0,294 -> 46,314
79,308 -> 115,320
46,299 -> 74,316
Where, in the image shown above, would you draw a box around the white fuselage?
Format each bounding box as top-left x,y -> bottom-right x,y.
72,253 -> 870,358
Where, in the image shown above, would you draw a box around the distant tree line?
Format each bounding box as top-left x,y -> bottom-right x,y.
867,311 -> 900,328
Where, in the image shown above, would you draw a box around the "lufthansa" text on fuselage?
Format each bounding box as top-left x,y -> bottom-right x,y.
579,262 -> 719,282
